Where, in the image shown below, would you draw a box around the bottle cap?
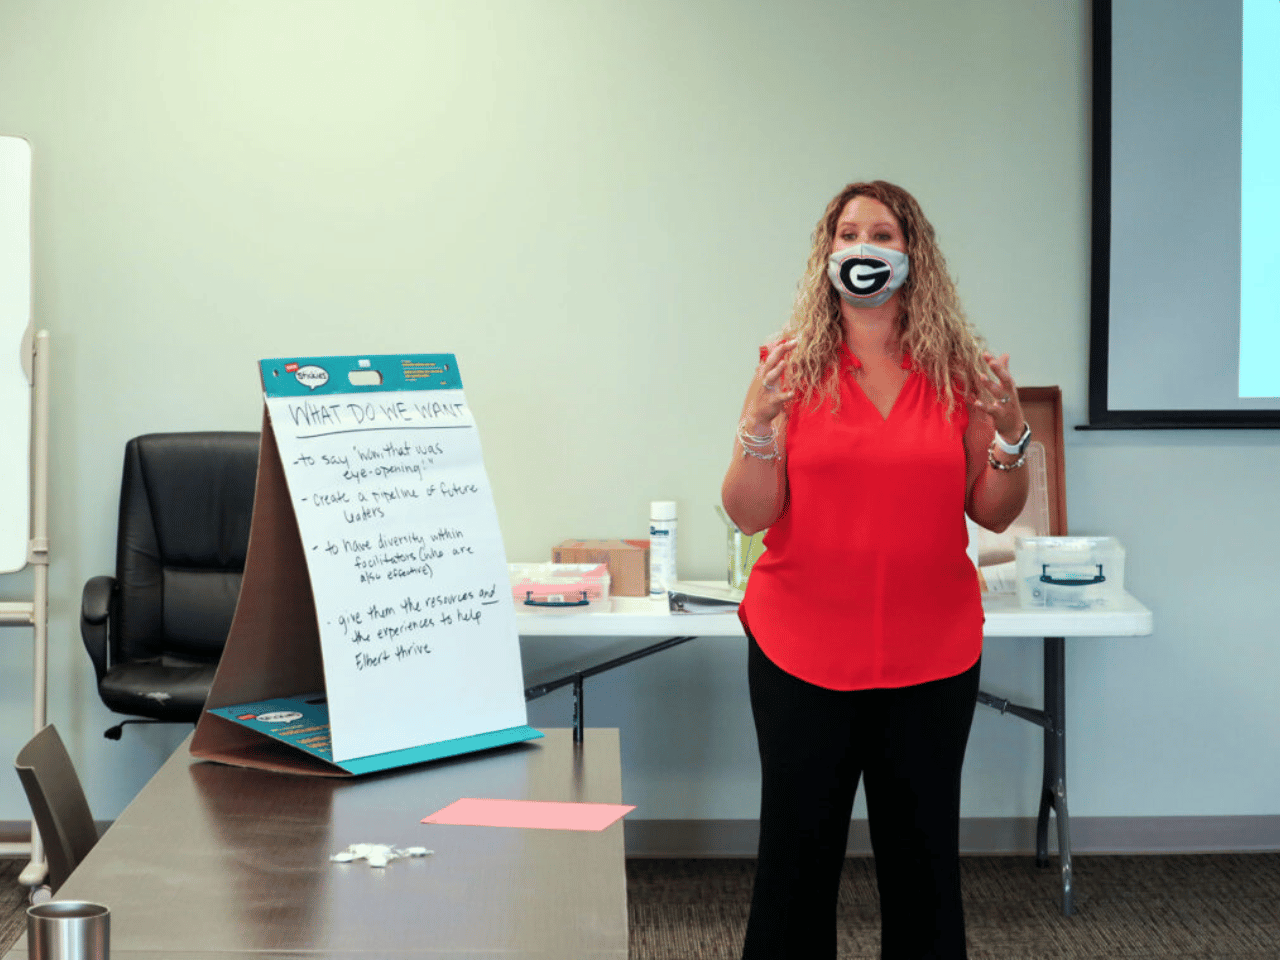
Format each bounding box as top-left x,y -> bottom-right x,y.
649,500 -> 677,521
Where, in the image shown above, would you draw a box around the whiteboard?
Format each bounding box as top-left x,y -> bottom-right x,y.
0,136 -> 32,573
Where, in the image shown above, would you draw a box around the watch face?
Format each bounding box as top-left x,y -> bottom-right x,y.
1014,424 -> 1031,453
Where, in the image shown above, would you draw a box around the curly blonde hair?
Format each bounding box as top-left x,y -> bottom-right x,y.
783,180 -> 989,413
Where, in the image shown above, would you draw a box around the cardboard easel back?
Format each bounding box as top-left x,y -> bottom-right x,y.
191,412 -> 341,776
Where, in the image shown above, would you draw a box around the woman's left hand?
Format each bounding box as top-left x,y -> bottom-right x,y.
972,351 -> 1025,439
966,351 -> 1031,530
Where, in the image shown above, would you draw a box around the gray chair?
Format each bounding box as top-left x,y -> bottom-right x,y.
15,724 -> 98,893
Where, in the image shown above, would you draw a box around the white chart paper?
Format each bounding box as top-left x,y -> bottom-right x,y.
261,354 -> 529,763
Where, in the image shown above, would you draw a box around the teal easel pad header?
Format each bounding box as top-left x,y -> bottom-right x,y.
260,354 -> 463,398
209,694 -> 543,775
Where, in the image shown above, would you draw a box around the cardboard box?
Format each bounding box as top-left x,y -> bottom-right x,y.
552,539 -> 650,596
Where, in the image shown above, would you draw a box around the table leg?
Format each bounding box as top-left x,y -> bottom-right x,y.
1038,636 -> 1073,916
572,675 -> 585,744
978,636 -> 1074,916
525,636 -> 698,747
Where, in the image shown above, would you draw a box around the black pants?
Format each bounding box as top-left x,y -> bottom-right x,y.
742,634 -> 980,960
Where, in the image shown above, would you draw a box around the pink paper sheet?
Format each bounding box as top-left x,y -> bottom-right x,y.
421,797 -> 635,832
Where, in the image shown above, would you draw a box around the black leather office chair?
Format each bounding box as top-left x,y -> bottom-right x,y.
15,724 -> 98,893
81,432 -> 259,739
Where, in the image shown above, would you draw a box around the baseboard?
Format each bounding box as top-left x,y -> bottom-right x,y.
0,821 -> 114,846
5,816 -> 1277,858
623,816 -> 1280,857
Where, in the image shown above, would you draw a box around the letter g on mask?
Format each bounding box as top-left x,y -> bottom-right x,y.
827,244 -> 910,308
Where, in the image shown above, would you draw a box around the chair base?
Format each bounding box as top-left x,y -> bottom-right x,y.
104,717 -> 195,740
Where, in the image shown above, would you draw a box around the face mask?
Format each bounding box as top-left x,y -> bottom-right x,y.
827,243 -> 909,308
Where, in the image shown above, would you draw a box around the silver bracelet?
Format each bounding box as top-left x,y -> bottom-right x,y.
737,419 -> 780,462
737,418 -> 775,444
987,442 -> 1027,471
740,443 -> 780,462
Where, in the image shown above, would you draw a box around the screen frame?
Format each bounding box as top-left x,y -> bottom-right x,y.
1086,0 -> 1280,430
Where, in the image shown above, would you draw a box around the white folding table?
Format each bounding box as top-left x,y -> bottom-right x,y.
518,586 -> 1153,916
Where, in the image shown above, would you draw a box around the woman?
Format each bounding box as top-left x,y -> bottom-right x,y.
721,180 -> 1030,960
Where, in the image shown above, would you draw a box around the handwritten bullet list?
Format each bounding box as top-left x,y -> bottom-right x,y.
271,390 -> 507,677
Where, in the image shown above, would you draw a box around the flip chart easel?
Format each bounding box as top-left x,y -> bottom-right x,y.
0,135 -> 51,886
191,354 -> 540,777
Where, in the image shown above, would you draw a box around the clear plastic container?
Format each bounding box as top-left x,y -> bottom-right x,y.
726,527 -> 766,591
509,562 -> 611,613
1015,536 -> 1125,609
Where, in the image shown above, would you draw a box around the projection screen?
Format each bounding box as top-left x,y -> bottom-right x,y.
1088,0 -> 1280,428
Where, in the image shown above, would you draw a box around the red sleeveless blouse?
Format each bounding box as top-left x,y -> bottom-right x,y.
739,343 -> 983,690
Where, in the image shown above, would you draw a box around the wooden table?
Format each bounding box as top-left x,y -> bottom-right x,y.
519,588 -> 1154,916
12,728 -> 628,959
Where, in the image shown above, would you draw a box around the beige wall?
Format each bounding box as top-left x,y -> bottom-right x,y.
1,0 -> 1276,833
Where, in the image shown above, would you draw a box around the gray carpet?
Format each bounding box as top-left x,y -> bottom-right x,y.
0,860 -> 27,954
625,854 -> 1280,959
1,854 -> 1276,958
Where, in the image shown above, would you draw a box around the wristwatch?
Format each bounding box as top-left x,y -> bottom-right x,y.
994,421 -> 1032,456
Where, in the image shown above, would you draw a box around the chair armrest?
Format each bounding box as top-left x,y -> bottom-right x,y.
82,576 -> 114,625
81,576 -> 116,682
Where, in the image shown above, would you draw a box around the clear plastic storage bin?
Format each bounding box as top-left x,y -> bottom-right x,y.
1014,537 -> 1125,609
509,562 -> 611,613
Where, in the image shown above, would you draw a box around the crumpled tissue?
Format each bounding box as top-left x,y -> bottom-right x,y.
330,843 -> 434,868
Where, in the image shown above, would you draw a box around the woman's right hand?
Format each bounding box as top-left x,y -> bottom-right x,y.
746,338 -> 797,429
724,338 -> 796,534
